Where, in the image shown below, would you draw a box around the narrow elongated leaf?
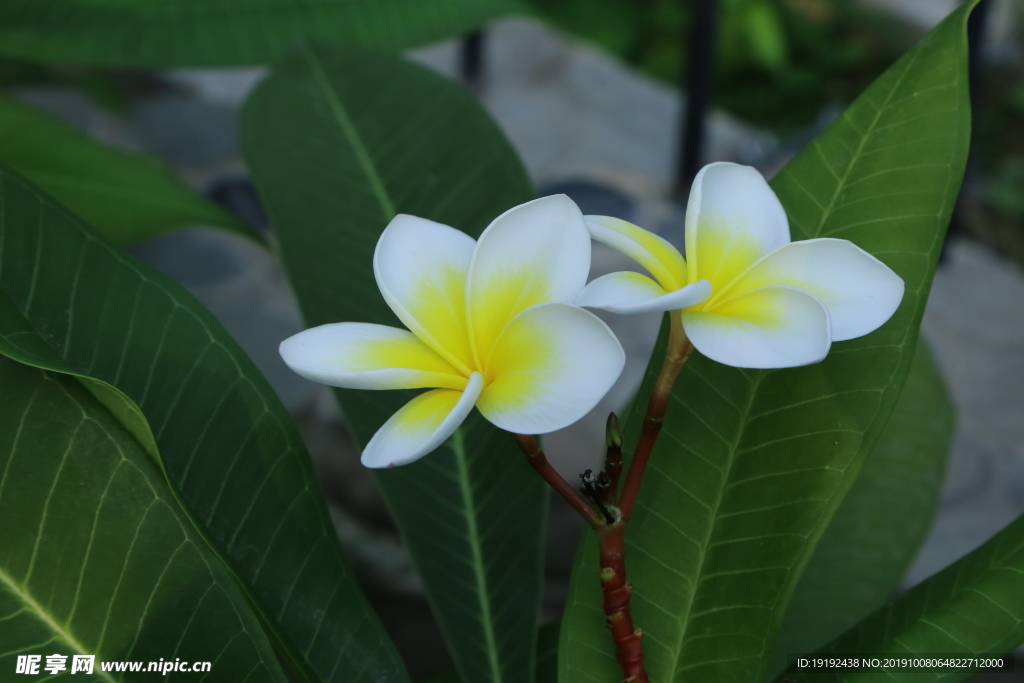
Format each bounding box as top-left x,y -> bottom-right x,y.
241,44 -> 545,683
0,165 -> 407,683
0,0 -> 522,68
0,96 -> 259,246
560,4 -> 974,682
777,511 -> 1024,683
426,621 -> 561,683
770,340 -> 955,674
0,356 -> 287,682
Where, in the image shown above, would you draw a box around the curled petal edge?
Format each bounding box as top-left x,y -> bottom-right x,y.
576,273 -> 712,315
362,372 -> 484,468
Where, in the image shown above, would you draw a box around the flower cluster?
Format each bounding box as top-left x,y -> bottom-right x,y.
280,163 -> 904,467
280,196 -> 625,468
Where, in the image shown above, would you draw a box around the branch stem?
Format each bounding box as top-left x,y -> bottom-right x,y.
598,522 -> 649,683
511,433 -> 602,527
514,311 -> 695,682
619,311 -> 694,519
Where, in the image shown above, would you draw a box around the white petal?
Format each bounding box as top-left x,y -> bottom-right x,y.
685,162 -> 790,288
716,238 -> 904,342
362,373 -> 484,468
575,271 -> 712,314
681,285 -> 831,368
477,303 -> 624,434
584,216 -> 687,290
374,214 -> 476,374
466,195 -> 591,370
279,323 -> 466,390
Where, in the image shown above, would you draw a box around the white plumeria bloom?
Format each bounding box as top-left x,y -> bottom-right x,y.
575,162 -> 905,368
280,196 -> 625,468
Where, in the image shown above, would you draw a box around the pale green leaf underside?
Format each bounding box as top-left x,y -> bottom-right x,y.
770,341 -> 955,675
0,357 -> 285,682
560,4 -> 973,682
0,165 -> 407,683
0,0 -> 523,67
241,44 -> 545,683
0,96 -> 258,246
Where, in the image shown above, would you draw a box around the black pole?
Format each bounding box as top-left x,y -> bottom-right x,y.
676,0 -> 720,197
945,0 -> 991,257
461,30 -> 485,90
965,0 -> 990,101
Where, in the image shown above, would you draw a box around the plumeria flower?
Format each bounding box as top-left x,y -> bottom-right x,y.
280,196 -> 625,468
575,162 -> 904,368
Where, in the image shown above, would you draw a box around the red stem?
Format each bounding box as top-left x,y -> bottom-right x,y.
514,312 -> 695,683
511,433 -> 602,528
619,311 -> 694,519
599,522 -> 649,683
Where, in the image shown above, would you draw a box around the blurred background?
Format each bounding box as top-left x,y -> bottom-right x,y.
3,0 -> 1023,678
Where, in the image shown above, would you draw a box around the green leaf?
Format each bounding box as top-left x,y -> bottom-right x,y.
0,96 -> 259,246
560,3 -> 974,682
769,340 -> 955,675
535,621 -> 559,683
777,511 -> 1024,683
743,0 -> 788,70
0,165 -> 408,683
0,356 -> 287,682
0,0 -> 523,68
241,44 -> 545,683
425,621 -> 560,683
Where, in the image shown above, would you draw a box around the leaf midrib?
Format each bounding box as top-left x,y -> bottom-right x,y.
0,566 -> 120,683
298,42 -> 512,681
668,47 -> 927,680
802,48 -> 920,240
301,42 -> 396,222
451,427 -> 505,683
668,369 -> 768,678
0,170 -> 323,683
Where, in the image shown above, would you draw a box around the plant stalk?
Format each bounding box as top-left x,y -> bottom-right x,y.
512,433 -> 603,527
599,521 -> 649,683
514,311 -> 695,683
619,310 -> 694,519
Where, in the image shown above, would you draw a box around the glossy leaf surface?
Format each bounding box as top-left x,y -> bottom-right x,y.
0,97 -> 258,246
0,165 -> 407,683
0,0 -> 521,67
777,511 -> 1024,683
770,340 -> 955,673
425,621 -> 560,683
560,4 -> 974,681
242,44 -> 545,683
0,357 -> 287,682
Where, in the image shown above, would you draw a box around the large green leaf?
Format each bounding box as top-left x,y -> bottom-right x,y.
0,96 -> 259,246
0,356 -> 288,681
0,165 -> 407,683
0,0 -> 522,68
769,340 -> 955,675
426,621 -> 560,683
776,511 -> 1024,683
560,3 -> 974,682
241,44 -> 545,683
